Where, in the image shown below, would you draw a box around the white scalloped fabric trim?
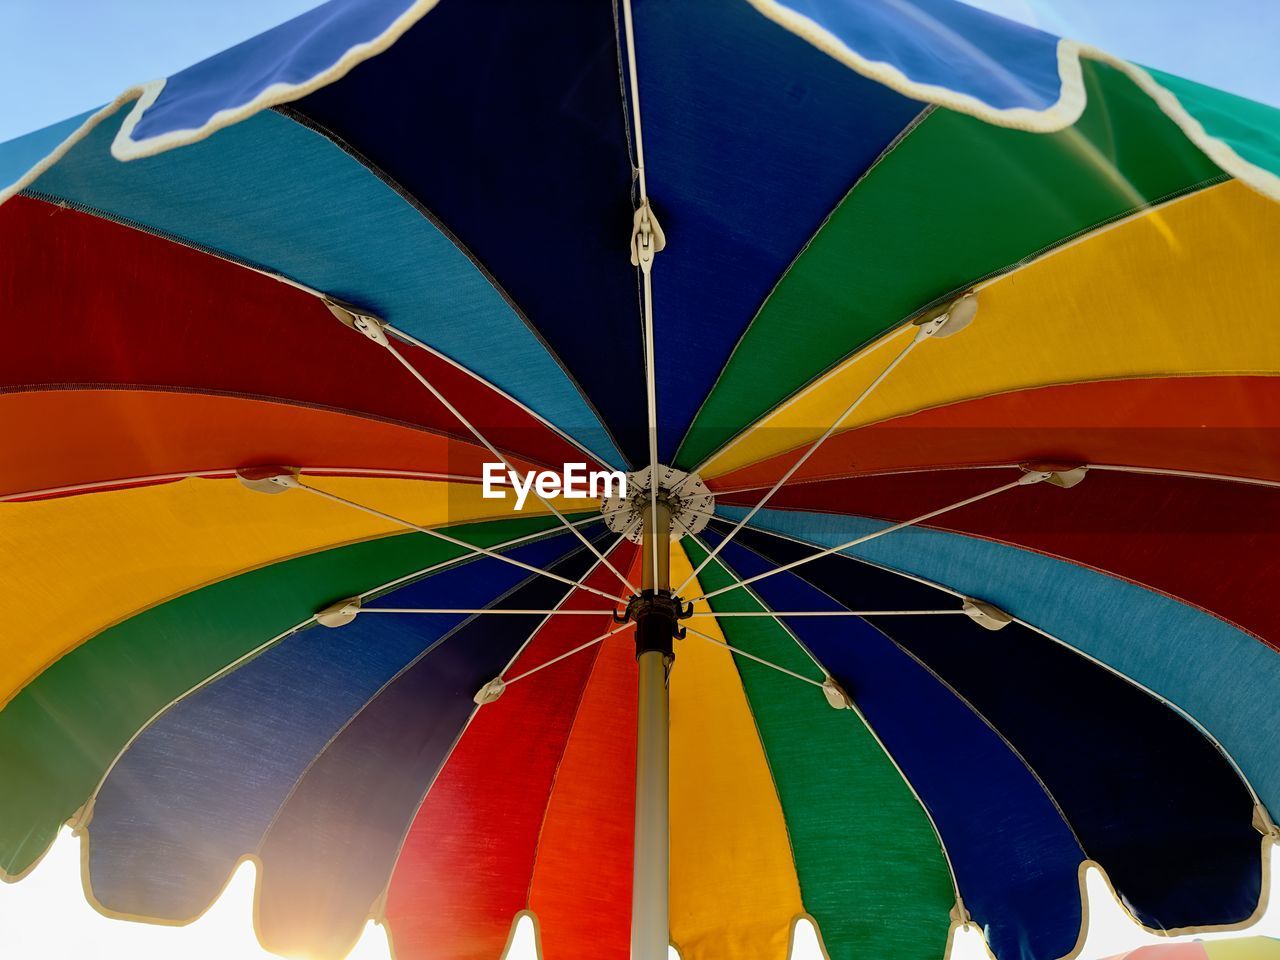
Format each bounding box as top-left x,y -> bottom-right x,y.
3,0 -> 1278,209
745,0 -> 1280,202
0,0 -> 442,206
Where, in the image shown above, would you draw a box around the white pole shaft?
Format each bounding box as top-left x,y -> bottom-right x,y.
632,497 -> 670,960
632,649 -> 669,960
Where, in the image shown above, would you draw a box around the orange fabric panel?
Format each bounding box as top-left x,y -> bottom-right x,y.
0,388 -> 546,498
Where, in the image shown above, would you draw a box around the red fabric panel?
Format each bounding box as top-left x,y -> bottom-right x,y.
525,551 -> 641,960
719,468 -> 1280,650
0,389 -> 547,498
384,544 -> 637,960
0,196 -> 594,474
710,377 -> 1280,492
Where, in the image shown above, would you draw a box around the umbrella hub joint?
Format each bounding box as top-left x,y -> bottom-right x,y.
616,590 -> 693,663
601,465 -> 714,544
325,297 -> 389,347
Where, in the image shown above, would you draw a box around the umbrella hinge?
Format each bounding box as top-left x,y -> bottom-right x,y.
961,597 -> 1013,631
821,677 -> 853,710
1254,803 -> 1280,838
629,199 -> 666,274
325,296 -> 390,347
913,292 -> 978,340
316,595 -> 361,628
236,465 -> 300,494
1018,462 -> 1088,488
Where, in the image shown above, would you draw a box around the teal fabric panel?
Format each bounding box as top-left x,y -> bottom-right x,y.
1150,67 -> 1280,183
0,109 -> 91,194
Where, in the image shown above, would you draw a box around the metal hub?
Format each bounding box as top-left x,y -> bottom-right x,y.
616,590 -> 693,661
601,464 -> 714,543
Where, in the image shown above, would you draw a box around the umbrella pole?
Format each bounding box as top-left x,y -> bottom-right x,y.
632,496 -> 673,960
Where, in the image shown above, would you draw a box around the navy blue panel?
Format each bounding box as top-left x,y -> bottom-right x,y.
700,529 -> 1085,960
87,529 -> 586,920
252,533 -> 610,958
294,1 -> 645,464
767,0 -> 1066,111
636,0 -> 922,460
132,0 -> 420,141
721,524 -> 1265,938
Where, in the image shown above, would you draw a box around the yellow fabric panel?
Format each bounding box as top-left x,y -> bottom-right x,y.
668,543 -> 803,960
0,476 -> 593,705
1206,939 -> 1280,960
702,180 -> 1280,478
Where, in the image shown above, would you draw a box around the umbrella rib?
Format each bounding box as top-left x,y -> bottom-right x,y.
485,529 -> 639,689
683,533 -> 829,676
683,625 -> 825,689
621,0 -> 649,199
675,324 -> 931,595
685,610 -> 964,617
621,0 -> 664,593
355,513 -> 603,600
692,472 -> 1046,603
351,608 -> 962,616
293,478 -> 627,603
376,336 -> 639,596
504,622 -> 635,687
361,608 -> 621,615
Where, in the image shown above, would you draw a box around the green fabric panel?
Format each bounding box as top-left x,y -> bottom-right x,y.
1149,66 -> 1280,183
682,539 -> 954,960
0,513 -> 573,878
676,61 -> 1227,469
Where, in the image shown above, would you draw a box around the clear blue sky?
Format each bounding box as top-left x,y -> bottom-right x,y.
0,0 -> 1277,142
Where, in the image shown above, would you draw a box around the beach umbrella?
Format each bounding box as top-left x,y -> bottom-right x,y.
2,2 -> 1279,960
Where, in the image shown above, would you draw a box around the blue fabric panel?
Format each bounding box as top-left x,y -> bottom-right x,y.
293,0 -> 646,464
719,506 -> 1280,827
13,109 -> 623,467
252,535 -> 609,958
700,529 -> 1086,960
636,0 -> 922,461
717,524 -> 1263,942
130,0 -> 421,141
86,530 -> 584,920
765,0 -> 1066,111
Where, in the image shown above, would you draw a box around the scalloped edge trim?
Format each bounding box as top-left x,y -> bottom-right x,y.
0,83 -> 152,207
110,0 -> 444,161
0,0 -> 443,206
744,0 -> 1280,203
8,836 -> 1271,960
4,0 -> 1277,211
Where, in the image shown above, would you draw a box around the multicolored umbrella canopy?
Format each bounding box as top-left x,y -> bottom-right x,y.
2,2 -> 1280,960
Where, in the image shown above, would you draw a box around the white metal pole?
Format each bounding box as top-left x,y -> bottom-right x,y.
632,498 -> 671,960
